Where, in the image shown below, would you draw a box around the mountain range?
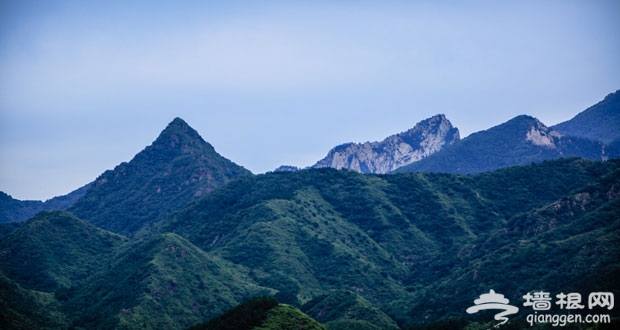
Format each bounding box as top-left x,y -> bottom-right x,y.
0,183 -> 90,223
3,90 -> 619,224
395,90 -> 619,174
1,90 -> 619,329
395,115 -> 610,174
1,158 -> 618,329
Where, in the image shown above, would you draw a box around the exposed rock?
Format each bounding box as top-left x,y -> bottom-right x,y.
525,119 -> 563,148
311,114 -> 460,174
274,165 -> 301,172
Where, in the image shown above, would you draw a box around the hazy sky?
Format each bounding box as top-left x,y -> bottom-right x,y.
1,0 -> 619,201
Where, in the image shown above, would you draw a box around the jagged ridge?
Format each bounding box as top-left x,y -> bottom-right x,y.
396,115 -> 607,174
312,114 -> 459,174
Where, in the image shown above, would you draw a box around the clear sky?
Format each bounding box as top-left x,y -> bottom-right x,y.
1,0 -> 619,201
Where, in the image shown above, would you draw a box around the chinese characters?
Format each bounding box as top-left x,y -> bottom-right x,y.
522,291 -> 613,310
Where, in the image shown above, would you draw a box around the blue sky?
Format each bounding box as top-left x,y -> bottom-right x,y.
1,0 -> 619,201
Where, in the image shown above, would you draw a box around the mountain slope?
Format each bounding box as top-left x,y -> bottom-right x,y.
62,233 -> 270,330
256,304 -> 326,330
312,114 -> 459,174
151,158 -> 619,327
68,117 -> 251,234
0,272 -> 67,330
302,290 -> 399,330
0,210 -> 127,292
403,166 -> 620,325
188,296 -> 326,330
552,90 -> 620,144
395,115 -> 606,174
1,159 -> 617,329
0,183 -> 90,223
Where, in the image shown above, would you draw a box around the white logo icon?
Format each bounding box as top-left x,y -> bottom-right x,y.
466,290 -> 519,327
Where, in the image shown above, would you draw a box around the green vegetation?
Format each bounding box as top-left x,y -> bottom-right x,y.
0,271 -> 67,330
69,118 -> 251,234
0,222 -> 21,239
63,233 -> 271,330
187,296 -> 278,330
0,158 -> 618,329
154,158 -> 619,327
187,297 -> 325,330
0,210 -> 127,292
255,304 -> 326,330
302,290 -> 399,330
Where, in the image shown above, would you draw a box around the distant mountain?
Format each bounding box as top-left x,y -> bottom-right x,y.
395,115 -> 606,174
312,114 -> 459,174
552,90 -> 620,144
274,165 -> 301,172
0,183 -> 91,223
0,211 -> 127,292
68,117 -> 251,234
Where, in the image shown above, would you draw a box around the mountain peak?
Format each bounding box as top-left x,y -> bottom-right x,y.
506,114 -> 539,125
150,117 -> 211,153
312,114 -> 459,174
399,113 -> 459,140
552,90 -> 620,143
164,117 -> 194,135
396,113 -> 606,174
69,118 -> 251,234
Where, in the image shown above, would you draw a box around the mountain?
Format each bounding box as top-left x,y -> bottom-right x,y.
188,296 -> 325,330
0,183 -> 91,223
151,157 -> 619,327
61,232 -> 270,330
302,290 -> 399,330
395,115 -> 607,174
1,158 -> 618,329
68,117 -> 252,234
0,222 -> 21,239
256,304 -> 326,330
0,272 -> 67,330
552,90 -> 620,144
0,210 -> 272,329
312,114 -> 460,174
0,210 -> 127,292
274,165 -> 301,172
402,163 -> 620,326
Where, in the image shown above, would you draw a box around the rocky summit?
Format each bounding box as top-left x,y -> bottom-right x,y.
311,114 -> 460,174
396,115 -> 608,174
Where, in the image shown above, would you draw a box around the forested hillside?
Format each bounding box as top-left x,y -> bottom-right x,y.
1,158 -> 618,329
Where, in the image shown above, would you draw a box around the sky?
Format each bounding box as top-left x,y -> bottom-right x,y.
1,0 -> 619,201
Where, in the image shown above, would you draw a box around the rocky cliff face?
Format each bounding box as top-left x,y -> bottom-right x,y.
396,115 -> 608,174
525,118 -> 565,148
311,114 -> 460,174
